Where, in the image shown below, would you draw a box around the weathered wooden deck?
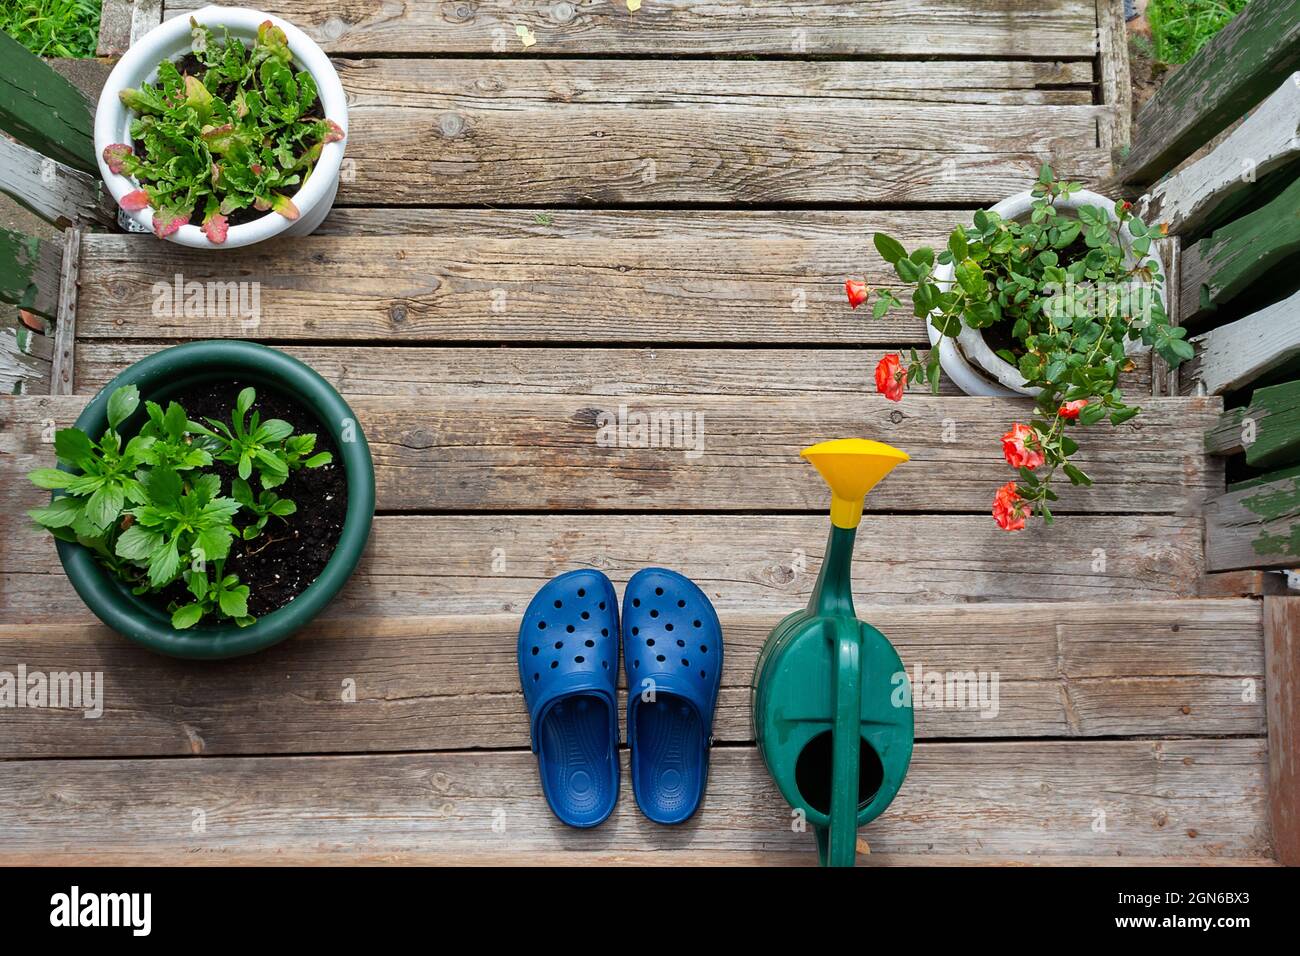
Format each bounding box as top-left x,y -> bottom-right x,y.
0,0 -> 1282,865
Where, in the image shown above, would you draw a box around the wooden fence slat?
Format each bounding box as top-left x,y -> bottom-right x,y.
0,322 -> 51,395
1264,596 -> 1300,865
49,227 -> 80,396
0,600 -> 1263,758
1205,379 -> 1300,468
0,513 -> 1213,622
0,31 -> 96,173
0,136 -> 115,229
1206,469 -> 1300,570
1140,73 -> 1300,237
0,226 -> 61,320
0,739 -> 1271,861
0,393 -> 1223,514
1183,289 -> 1300,396
164,0 -> 1102,57
1097,0 -> 1132,155
1179,174 -> 1300,324
1119,0 -> 1300,186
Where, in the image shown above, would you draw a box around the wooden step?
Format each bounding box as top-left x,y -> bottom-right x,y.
0,739 -> 1271,863
2,394 -> 1222,514
0,601 -> 1264,758
0,513 -> 1214,623
165,0 -> 1102,57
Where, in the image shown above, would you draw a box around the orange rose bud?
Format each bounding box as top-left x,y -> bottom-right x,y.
1058,399 -> 1088,419
846,279 -> 869,309
992,481 -> 1027,532
874,353 -> 905,402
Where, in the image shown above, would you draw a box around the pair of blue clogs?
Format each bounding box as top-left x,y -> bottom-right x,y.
518,568 -> 723,828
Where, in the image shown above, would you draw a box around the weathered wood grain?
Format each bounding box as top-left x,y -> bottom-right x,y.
1179,175 -> 1300,325
0,323 -> 50,396
0,31 -> 96,173
339,101 -> 1108,205
1206,472 -> 1300,571
1096,0 -> 1132,155
0,513 -> 1212,624
338,58 -> 1094,110
0,136 -> 115,229
1204,379 -> 1300,469
1140,73 -> 1300,238
1119,0 -> 1300,185
0,600 -> 1263,758
49,227 -> 80,396
73,232 -> 1101,343
74,343 -> 1156,398
1264,596 -> 1300,865
0,740 -> 1271,861
0,226 -> 61,320
165,0 -> 1102,57
1183,290 -> 1300,396
0,393 -> 1224,514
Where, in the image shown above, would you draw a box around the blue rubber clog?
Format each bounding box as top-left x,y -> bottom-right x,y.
622,568 -> 723,824
518,569 -> 621,828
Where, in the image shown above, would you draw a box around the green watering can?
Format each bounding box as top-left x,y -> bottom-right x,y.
752,439 -> 915,866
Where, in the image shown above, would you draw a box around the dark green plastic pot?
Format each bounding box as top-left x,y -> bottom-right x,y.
55,341 -> 375,659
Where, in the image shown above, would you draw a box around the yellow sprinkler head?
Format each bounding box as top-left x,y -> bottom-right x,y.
801,438 -> 910,529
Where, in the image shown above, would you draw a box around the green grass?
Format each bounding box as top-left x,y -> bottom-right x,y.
0,0 -> 99,58
1147,0 -> 1251,65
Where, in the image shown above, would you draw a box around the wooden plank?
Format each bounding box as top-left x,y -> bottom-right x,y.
1150,236 -> 1182,396
1264,596 -> 1300,865
339,100 -> 1108,205
97,0 -> 134,56
1140,74 -> 1300,237
1096,0 -> 1133,155
337,58 -> 1095,109
1179,174 -> 1300,324
0,136 -> 115,229
0,322 -> 51,395
0,226 -> 61,320
1206,470 -> 1300,570
0,514 -> 1215,623
0,393 -> 1223,514
0,31 -> 96,173
0,600 -> 1263,758
165,0 -> 1102,57
0,740 -> 1271,861
1119,0 -> 1300,186
49,227 -> 80,396
1182,290 -> 1300,396
74,343 -> 1155,398
1205,379 -> 1300,468
131,0 -> 163,46
74,232 -> 1068,343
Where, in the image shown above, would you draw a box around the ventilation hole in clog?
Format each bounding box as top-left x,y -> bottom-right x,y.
566,624 -> 575,633
585,639 -> 595,648
693,620 -> 701,628
581,611 -> 590,620
555,641 -> 563,649
646,638 -> 656,647
634,660 -> 640,668
575,656 -> 585,664
599,601 -> 606,610
601,628 -> 609,637
665,623 -> 673,631
650,609 -> 659,618
632,598 -> 640,607
700,645 -> 708,653
677,599 -> 686,608
550,661 -> 558,669
602,660 -> 609,669
538,621 -> 546,630
682,658 -> 690,667
700,670 -> 706,679
676,639 -> 685,647
656,654 -> 666,663
533,673 -> 540,682
631,627 -> 639,636
577,588 -> 586,597
531,646 -> 539,655
554,600 -> 563,609
655,587 -> 664,596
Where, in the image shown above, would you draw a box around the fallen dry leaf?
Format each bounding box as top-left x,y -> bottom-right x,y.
516,24 -> 536,47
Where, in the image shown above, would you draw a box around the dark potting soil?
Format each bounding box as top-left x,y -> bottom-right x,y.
156,52 -> 324,229
147,380 -> 347,620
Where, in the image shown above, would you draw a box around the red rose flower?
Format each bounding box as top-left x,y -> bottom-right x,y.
1001,423 -> 1044,470
845,279 -> 869,309
992,481 -> 1027,531
874,353 -> 905,402
1058,399 -> 1088,419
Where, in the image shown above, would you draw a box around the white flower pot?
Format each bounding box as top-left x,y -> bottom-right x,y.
928,188 -> 1164,397
94,5 -> 347,249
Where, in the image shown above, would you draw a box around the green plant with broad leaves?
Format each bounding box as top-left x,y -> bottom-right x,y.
27,383 -> 328,630
101,18 -> 344,241
191,385 -> 332,489
850,164 -> 1194,529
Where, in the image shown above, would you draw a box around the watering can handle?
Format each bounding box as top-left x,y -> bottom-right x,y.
825,616 -> 863,867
